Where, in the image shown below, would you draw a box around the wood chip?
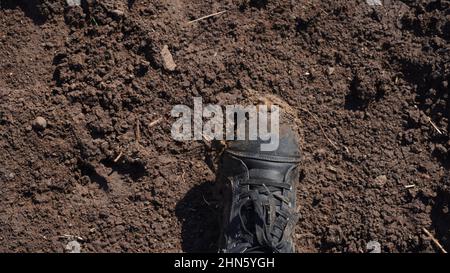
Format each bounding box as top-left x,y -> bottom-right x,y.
188,10 -> 227,24
149,117 -> 162,128
160,45 -> 176,71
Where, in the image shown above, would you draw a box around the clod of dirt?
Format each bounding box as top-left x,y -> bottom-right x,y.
324,225 -> 343,246
249,0 -> 268,9
366,241 -> 381,253
65,240 -> 81,253
433,144 -> 448,158
160,45 -> 176,71
32,116 -> 47,131
348,67 -> 390,108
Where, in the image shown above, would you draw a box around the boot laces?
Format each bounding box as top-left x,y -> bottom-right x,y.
229,172 -> 299,253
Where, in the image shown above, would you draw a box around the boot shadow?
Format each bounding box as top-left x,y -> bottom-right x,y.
175,180 -> 220,253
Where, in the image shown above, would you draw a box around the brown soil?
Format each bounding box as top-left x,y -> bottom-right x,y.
0,0 -> 449,253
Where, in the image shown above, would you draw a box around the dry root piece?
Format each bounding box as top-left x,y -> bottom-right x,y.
423,228 -> 447,253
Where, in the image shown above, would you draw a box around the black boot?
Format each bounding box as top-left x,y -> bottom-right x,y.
217,124 -> 301,253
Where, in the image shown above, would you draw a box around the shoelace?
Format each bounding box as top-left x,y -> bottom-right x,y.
228,173 -> 300,253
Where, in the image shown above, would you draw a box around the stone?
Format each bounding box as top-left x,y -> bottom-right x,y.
111,9 -> 125,18
65,240 -> 81,253
327,66 -> 335,76
374,175 -> 388,187
366,240 -> 381,253
32,116 -> 47,131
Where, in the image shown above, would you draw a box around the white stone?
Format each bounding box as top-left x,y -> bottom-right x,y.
65,240 -> 81,253
366,241 -> 381,253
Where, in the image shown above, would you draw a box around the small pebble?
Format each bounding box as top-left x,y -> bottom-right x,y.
327,67 -> 335,76
327,165 -> 338,173
32,116 -> 47,131
111,9 -> 124,18
374,175 -> 388,187
366,241 -> 381,253
65,240 -> 81,253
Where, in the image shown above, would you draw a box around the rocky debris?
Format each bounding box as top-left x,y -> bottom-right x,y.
326,66 -> 335,76
313,148 -> 328,161
66,0 -> 81,7
4,172 -> 15,181
160,45 -> 176,71
32,116 -> 47,131
366,241 -> 381,253
65,240 -> 81,253
374,175 -> 388,187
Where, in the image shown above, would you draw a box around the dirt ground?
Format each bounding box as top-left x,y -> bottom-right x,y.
0,0 -> 449,253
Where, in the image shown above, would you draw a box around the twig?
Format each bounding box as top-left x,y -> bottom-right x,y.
180,170 -> 186,184
60,234 -> 84,241
428,117 -> 443,135
149,117 -> 162,128
188,10 -> 227,24
113,151 -> 123,163
301,108 -> 339,150
423,228 -> 447,253
404,184 -> 416,189
135,119 -> 141,142
319,7 -> 329,16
